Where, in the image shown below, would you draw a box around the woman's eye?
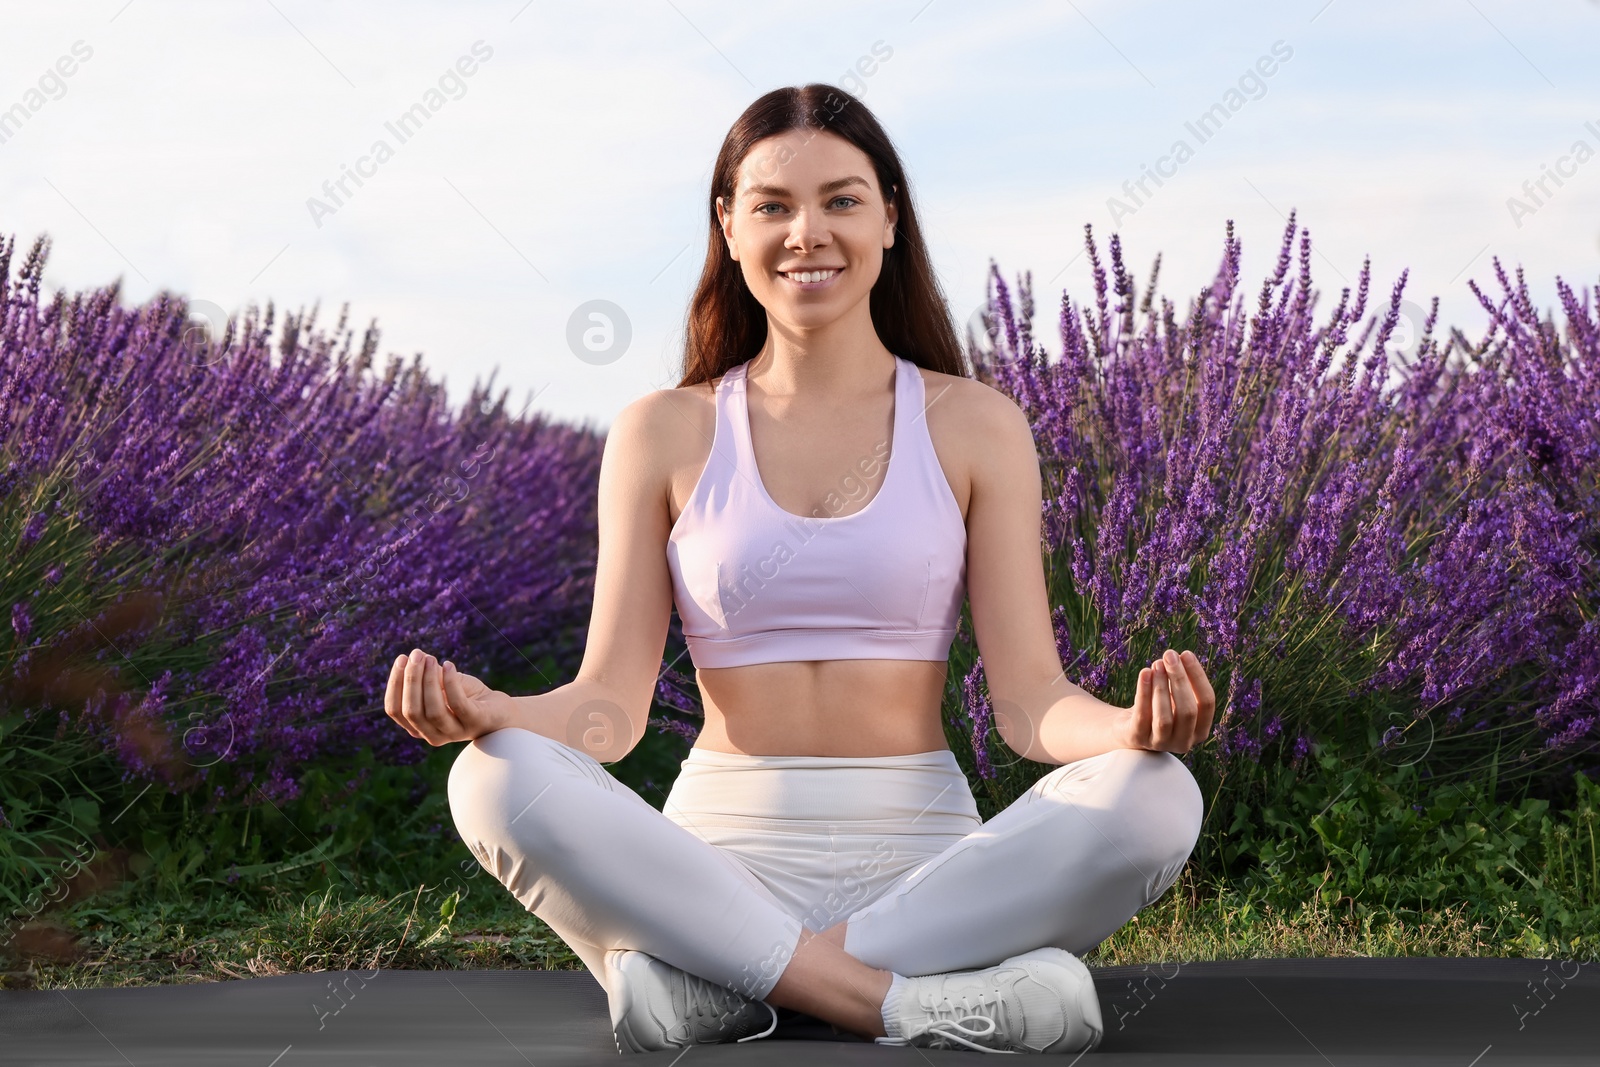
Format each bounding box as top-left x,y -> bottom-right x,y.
755,197 -> 861,215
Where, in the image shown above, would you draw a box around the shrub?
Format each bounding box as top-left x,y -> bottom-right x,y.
0,230 -> 609,907
948,215 -> 1598,834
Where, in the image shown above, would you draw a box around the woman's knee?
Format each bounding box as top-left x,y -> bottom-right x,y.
1046,747 -> 1202,871
447,727 -> 591,842
1115,748 -> 1204,868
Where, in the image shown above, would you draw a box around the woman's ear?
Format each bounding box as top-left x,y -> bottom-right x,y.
715,195 -> 739,261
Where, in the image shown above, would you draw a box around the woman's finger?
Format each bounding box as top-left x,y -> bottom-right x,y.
402,649 -> 427,735
411,653 -> 440,744
384,655 -> 404,720
440,660 -> 459,716
1165,650 -> 1197,749
385,655 -> 420,738
1152,659 -> 1174,749
420,655 -> 456,740
442,662 -> 478,729
1184,651 -> 1217,743
441,659 -> 464,719
1129,667 -> 1152,749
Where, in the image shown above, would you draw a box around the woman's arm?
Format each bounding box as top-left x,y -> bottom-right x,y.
499,389 -> 685,762
386,388 -> 685,757
963,385 -> 1212,766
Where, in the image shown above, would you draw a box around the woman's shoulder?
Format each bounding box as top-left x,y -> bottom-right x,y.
908,362 -> 1028,435
616,370 -> 724,422
616,377 -> 720,468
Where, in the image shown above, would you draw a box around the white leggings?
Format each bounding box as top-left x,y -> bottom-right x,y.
447,728 -> 1203,1003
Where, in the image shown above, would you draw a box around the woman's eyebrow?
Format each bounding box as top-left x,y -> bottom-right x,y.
743,175 -> 871,198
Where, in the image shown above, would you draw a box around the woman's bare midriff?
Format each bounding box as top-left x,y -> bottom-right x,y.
690,658 -> 952,756
668,365 -> 968,758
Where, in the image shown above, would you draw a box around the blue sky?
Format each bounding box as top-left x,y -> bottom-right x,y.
2,0 -> 1597,432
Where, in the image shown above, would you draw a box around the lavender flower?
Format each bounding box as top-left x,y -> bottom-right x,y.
1,230 -> 603,808
968,211 -> 1597,791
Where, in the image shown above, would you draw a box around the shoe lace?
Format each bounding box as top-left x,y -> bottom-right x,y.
735,1002 -> 779,1043
876,970 -> 1025,1054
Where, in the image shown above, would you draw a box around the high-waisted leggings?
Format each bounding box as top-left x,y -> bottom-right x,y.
447,728 -> 1204,1003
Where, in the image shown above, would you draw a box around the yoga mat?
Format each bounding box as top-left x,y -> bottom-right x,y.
1,956 -> 1594,1064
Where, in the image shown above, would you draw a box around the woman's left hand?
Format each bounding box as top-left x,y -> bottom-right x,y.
1122,649 -> 1216,755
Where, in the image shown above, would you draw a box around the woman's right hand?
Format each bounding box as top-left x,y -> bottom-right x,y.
385,649 -> 513,746
1124,648 -> 1215,756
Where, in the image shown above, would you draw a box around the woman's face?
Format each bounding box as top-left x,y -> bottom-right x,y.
715,129 -> 897,330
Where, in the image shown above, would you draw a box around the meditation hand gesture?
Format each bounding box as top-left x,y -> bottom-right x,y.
384,648 -> 513,746
1124,649 -> 1216,755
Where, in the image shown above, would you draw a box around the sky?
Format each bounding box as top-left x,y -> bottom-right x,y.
2,0 -> 1597,435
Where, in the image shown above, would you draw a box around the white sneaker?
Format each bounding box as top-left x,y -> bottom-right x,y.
875,947 -> 1104,1054
605,948 -> 779,1053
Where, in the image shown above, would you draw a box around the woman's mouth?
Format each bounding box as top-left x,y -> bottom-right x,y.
778,267 -> 844,291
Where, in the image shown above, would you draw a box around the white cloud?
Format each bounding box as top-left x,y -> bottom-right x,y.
3,0 -> 1596,431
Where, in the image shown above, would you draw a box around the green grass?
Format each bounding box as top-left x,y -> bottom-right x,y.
1090,867 -> 1566,964
5,876 -> 573,990
5,860 -> 1586,993
5,717 -> 1595,991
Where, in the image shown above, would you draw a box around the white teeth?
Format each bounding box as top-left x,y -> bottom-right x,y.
784,269 -> 839,283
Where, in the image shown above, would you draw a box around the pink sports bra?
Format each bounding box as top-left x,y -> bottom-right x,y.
666,354 -> 968,669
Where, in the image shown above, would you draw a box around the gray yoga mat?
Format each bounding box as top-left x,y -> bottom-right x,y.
1,956 -> 1595,1064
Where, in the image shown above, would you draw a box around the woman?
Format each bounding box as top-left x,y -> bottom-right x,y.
384,84 -> 1214,1055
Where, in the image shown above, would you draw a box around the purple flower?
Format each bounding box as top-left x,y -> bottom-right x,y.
19,511 -> 46,550
654,667 -> 701,715
8,208 -> 1598,809
961,658 -> 997,780
0,229 -> 603,806
970,212 -> 1598,793
650,717 -> 700,746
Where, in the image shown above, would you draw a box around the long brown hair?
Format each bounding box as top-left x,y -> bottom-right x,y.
677,84 -> 968,387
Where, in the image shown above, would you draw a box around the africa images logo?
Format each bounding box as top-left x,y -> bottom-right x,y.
306,40 -> 494,228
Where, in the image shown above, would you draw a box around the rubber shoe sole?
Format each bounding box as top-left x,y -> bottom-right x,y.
606,948 -> 778,1053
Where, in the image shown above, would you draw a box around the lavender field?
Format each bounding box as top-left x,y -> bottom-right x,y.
959,215 -> 1598,796
2,216 -> 1598,963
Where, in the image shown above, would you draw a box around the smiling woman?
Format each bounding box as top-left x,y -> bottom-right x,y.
388,83 -> 1214,1054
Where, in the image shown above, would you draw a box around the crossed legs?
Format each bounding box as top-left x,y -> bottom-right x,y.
447,726 -> 808,1002
448,728 -> 1203,1040
765,921 -> 893,1037
767,743 -> 1204,1035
